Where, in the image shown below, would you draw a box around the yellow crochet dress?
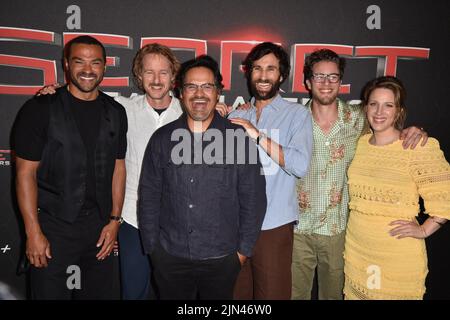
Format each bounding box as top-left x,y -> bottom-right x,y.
344,134 -> 450,300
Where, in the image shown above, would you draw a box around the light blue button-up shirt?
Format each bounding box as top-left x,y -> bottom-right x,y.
229,94 -> 313,230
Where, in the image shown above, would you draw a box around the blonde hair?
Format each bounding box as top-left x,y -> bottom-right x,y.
132,43 -> 180,91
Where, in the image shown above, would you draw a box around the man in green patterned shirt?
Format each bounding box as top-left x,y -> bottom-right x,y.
292,49 -> 428,300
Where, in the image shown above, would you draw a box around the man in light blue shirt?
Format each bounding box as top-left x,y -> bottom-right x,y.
228,42 -> 312,299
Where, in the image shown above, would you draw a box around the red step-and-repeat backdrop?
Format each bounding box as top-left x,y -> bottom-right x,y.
1,0 -> 449,299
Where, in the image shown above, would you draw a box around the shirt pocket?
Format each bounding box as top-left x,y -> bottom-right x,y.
204,164 -> 230,193
162,160 -> 185,195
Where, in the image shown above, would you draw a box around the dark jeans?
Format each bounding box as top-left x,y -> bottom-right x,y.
118,221 -> 153,300
30,209 -> 114,300
151,243 -> 241,300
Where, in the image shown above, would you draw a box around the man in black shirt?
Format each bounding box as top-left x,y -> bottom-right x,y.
138,55 -> 267,299
13,36 -> 127,299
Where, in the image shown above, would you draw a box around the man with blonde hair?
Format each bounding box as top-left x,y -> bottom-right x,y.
116,43 -> 183,299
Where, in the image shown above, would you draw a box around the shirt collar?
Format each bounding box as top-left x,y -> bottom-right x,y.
250,93 -> 283,112
180,111 -> 225,132
306,98 -> 346,120
306,98 -> 349,132
336,98 -> 348,126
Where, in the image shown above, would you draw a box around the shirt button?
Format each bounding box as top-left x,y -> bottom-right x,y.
325,141 -> 330,146
189,229 -> 194,234
188,204 -> 194,209
190,178 -> 194,183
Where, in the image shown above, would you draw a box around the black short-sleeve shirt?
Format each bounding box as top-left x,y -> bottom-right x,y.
13,91 -> 127,210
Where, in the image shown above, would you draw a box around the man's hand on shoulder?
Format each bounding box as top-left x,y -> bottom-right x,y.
36,83 -> 62,96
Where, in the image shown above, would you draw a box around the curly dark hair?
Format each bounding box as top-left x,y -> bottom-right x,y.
303,49 -> 346,82
242,42 -> 290,84
176,55 -> 224,92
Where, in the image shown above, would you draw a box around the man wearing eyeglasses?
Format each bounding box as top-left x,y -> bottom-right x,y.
292,49 -> 428,300
138,55 -> 267,299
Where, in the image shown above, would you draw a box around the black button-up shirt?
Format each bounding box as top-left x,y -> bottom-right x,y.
138,112 -> 267,260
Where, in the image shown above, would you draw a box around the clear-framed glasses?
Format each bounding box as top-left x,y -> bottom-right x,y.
311,73 -> 341,83
182,83 -> 216,94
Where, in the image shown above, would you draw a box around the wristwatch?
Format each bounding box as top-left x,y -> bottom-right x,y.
110,215 -> 124,224
256,132 -> 266,145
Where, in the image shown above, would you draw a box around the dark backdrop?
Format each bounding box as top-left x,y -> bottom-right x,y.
1,0 -> 449,299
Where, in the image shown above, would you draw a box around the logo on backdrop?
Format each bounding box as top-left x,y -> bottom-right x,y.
0,150 -> 11,166
0,3 -> 429,107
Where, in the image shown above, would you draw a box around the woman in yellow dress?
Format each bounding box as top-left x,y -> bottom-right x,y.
343,76 -> 450,300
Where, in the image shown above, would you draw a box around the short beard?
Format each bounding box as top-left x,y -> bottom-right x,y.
250,79 -> 281,101
314,93 -> 339,106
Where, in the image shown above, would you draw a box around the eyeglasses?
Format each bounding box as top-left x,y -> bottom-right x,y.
311,73 -> 341,83
182,83 -> 216,94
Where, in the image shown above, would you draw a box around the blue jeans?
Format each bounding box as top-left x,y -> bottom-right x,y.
118,221 -> 153,299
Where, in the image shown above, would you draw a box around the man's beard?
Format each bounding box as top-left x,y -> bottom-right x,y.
314,91 -> 339,106
250,79 -> 281,101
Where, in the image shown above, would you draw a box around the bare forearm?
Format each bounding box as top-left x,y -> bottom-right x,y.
422,216 -> 447,237
16,166 -> 41,237
111,159 -> 126,216
227,118 -> 286,167
259,135 -> 285,167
